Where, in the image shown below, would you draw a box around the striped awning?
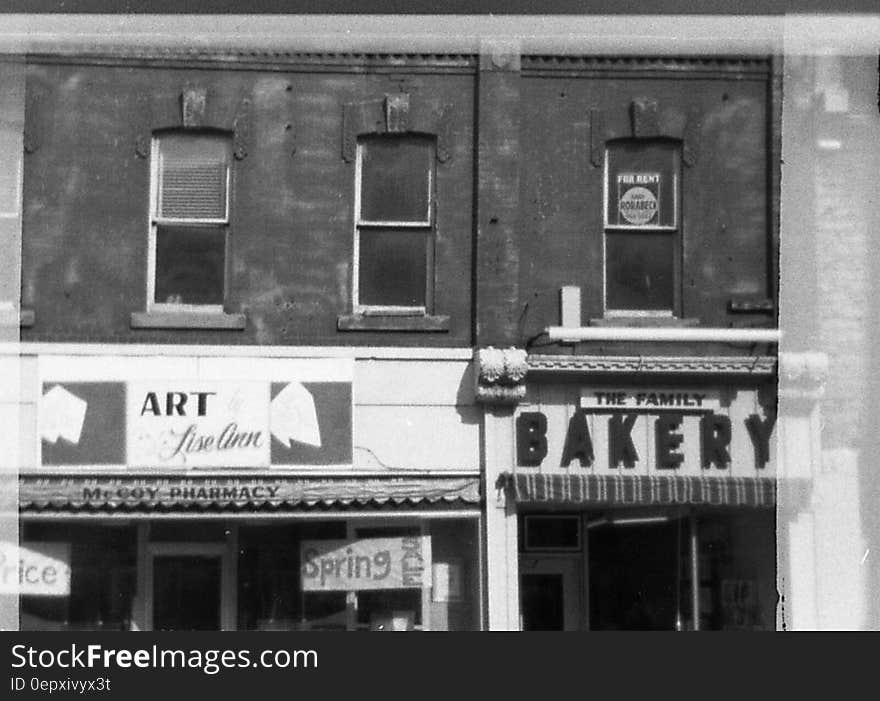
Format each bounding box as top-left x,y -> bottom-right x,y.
498,472 -> 776,508
19,475 -> 481,513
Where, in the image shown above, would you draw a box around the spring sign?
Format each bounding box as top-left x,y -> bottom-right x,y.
301,537 -> 432,591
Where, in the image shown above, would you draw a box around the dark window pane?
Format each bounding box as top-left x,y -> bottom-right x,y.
359,228 -> 427,307
155,225 -> 225,305
606,232 -> 675,311
606,140 -> 679,228
158,134 -> 229,221
360,137 -> 431,222
525,517 -> 580,550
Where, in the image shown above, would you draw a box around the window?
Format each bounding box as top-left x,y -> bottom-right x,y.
354,135 -> 434,313
148,132 -> 231,311
522,515 -> 582,552
603,139 -> 681,316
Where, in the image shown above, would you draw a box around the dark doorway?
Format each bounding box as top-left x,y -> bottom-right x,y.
153,555 -> 221,631
521,573 -> 565,631
588,520 -> 687,631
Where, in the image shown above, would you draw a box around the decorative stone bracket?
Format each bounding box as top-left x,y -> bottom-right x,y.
341,92 -> 453,163
134,84 -> 253,160
590,98 -> 702,167
474,347 -> 528,405
778,351 -> 828,409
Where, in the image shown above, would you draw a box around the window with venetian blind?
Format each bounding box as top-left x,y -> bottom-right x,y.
148,132 -> 231,310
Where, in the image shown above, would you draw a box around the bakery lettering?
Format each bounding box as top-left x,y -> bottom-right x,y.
516,410 -> 775,471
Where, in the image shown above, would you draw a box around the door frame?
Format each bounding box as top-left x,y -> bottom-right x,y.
518,555 -> 584,631
136,523 -> 238,631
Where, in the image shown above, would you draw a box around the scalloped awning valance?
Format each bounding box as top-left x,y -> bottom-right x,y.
19,475 -> 481,513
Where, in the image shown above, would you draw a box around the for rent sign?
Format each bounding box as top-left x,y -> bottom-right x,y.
301,537 -> 432,591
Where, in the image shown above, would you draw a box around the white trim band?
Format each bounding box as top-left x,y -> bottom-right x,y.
0,342 -> 474,360
546,326 -> 780,344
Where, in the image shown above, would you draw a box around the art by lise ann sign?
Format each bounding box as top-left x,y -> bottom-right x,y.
38,358 -> 352,468
300,537 -> 432,591
516,387 -> 775,475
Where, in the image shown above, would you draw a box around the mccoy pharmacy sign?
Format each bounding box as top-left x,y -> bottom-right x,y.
38,356 -> 352,468
301,537 -> 432,591
516,387 -> 775,476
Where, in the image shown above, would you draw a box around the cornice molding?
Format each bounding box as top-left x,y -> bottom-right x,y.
521,55 -> 772,75
26,50 -> 477,72
527,354 -> 777,376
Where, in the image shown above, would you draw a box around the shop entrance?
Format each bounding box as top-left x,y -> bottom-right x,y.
519,558 -> 582,631
518,511 -> 697,631
144,539 -> 235,631
587,516 -> 689,631
152,555 -> 221,630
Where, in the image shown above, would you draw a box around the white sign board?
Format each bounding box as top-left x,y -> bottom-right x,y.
128,382 -> 271,468
301,537 -> 432,591
515,386 -> 776,477
0,542 -> 71,596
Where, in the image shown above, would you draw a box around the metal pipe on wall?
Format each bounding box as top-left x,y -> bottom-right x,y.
690,510 -> 700,632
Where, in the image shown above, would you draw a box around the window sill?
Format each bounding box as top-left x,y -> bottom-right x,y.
337,313 -> 450,332
131,310 -> 246,330
589,317 -> 700,328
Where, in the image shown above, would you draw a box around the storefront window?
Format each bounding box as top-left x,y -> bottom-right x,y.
238,518 -> 480,631
238,521 -> 347,631
19,524 -> 136,631
518,509 -> 775,631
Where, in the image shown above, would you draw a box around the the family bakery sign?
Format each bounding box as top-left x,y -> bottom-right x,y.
38,357 -> 352,468
300,537 -> 432,591
515,387 -> 775,476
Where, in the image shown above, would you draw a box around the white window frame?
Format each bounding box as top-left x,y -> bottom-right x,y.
353,138 -> 434,315
602,143 -> 681,318
146,133 -> 231,314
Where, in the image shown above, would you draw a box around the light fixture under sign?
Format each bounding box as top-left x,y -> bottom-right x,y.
586,515 -> 671,529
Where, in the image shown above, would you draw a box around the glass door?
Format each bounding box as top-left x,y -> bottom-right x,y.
587,515 -> 691,631
152,555 -> 221,631
519,558 -> 582,631
146,542 -> 231,631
